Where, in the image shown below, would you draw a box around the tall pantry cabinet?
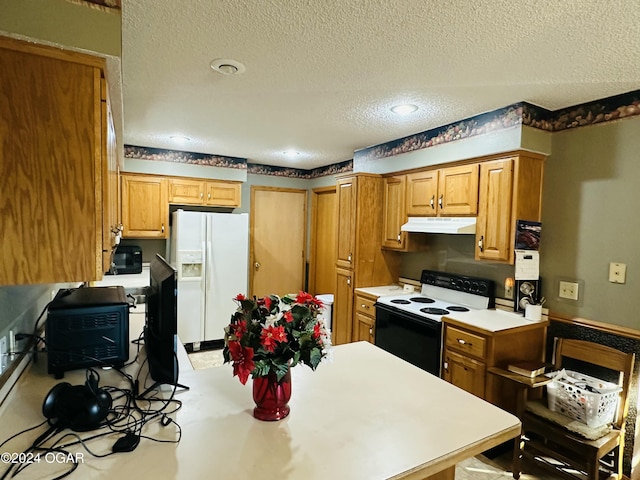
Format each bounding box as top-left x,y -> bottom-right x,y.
333,174 -> 399,345
0,36 -> 119,285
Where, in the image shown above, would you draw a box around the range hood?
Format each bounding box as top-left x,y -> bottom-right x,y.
400,217 -> 477,234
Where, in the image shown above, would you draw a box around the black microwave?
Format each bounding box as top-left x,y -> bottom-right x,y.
109,245 -> 143,274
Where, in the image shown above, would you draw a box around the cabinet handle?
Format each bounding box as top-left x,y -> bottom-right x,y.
397,233 -> 401,243
444,361 -> 449,372
438,194 -> 443,209
478,235 -> 484,252
430,195 -> 435,209
347,253 -> 352,263
161,224 -> 165,234
208,193 -> 211,199
457,338 -> 472,346
361,304 -> 369,309
347,276 -> 351,286
369,327 -> 373,335
200,192 -> 204,199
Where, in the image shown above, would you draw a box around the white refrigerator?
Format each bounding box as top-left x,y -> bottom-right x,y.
170,210 -> 249,345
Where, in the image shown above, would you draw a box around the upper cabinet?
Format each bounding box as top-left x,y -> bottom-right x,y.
381,175 -> 428,252
0,36 -> 118,285
406,164 -> 479,217
169,177 -> 241,207
476,153 -> 545,263
121,174 -> 169,239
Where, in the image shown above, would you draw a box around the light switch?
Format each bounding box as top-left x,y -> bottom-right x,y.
609,262 -> 626,284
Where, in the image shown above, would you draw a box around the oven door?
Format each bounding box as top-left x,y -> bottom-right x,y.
374,303 -> 442,376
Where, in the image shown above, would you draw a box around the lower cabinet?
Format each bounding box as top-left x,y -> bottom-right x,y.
333,267 -> 354,345
442,319 -> 547,413
353,292 -> 377,343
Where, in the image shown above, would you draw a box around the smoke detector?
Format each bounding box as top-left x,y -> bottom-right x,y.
210,58 -> 246,75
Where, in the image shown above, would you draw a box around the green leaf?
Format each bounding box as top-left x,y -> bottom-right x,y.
309,347 -> 322,370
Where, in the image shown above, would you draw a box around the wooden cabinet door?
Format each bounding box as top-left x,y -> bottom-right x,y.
0,38 -> 104,285
121,175 -> 169,238
406,170 -> 439,216
381,176 -> 407,249
438,164 -> 479,216
336,177 -> 357,269
101,95 -> 119,274
476,159 -> 514,262
206,180 -> 241,207
334,267 -> 354,345
169,177 -> 205,205
443,349 -> 486,398
353,312 -> 375,344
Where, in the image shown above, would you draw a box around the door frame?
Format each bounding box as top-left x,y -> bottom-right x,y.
249,185 -> 308,297
308,185 -> 336,295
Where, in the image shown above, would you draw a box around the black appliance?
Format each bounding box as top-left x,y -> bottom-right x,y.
46,286 -> 130,379
374,270 -> 494,376
109,245 -> 143,274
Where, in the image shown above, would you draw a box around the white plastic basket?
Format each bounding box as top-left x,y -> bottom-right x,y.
546,369 -> 622,428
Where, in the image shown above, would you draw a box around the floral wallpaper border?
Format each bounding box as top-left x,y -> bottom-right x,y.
65,0 -> 121,11
124,145 -> 352,179
356,89 -> 640,163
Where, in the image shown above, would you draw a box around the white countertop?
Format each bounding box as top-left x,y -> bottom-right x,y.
355,284 -> 407,297
0,342 -> 519,479
93,265 -> 150,289
443,308 -> 547,333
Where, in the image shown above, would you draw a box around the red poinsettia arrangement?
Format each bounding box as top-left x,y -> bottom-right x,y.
223,292 -> 332,384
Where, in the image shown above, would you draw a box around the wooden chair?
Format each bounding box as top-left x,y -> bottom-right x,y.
512,338 -> 635,480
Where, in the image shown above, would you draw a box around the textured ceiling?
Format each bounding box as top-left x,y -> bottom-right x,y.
122,0 -> 640,169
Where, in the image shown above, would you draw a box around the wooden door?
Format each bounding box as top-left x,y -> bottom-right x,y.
309,186 -> 337,296
121,174 -> 169,238
336,177 -> 356,269
334,267 -> 354,345
250,187 -> 306,298
406,170 -> 438,216
438,164 -> 479,215
476,159 -> 514,262
381,175 -> 407,249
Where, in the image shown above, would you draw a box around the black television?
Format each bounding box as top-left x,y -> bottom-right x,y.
142,254 -> 188,397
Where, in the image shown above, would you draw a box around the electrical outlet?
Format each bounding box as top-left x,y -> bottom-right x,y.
609,262 -> 626,284
559,281 -> 579,300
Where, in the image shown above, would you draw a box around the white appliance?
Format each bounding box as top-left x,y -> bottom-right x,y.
170,210 -> 249,346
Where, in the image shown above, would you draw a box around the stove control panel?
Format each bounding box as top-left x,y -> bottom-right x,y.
420,270 -> 495,298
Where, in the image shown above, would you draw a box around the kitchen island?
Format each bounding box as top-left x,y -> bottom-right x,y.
0,341 -> 519,479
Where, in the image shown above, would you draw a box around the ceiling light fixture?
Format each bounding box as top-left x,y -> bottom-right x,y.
283,150 -> 300,158
391,104 -> 419,115
210,58 -> 246,75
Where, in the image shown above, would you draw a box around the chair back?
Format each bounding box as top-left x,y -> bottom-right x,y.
554,338 -> 635,429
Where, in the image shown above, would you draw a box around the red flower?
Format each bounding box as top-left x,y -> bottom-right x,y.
234,293 -> 246,301
263,296 -> 272,311
231,319 -> 247,339
295,291 -> 323,308
313,322 -> 322,340
283,311 -> 293,323
228,341 -> 255,385
260,325 -> 287,352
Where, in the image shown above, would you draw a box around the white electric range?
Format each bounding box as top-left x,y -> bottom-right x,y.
374,270 -> 495,376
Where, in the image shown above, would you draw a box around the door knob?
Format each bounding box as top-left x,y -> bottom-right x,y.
254,261 -> 261,270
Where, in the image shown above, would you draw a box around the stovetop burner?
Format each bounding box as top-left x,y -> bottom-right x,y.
390,299 -> 411,304
446,306 -> 470,312
420,307 -> 450,316
410,297 -> 435,304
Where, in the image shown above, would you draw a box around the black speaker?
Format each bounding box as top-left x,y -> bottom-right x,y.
42,371 -> 112,432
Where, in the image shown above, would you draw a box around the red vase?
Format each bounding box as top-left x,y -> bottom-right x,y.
252,369 -> 291,421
